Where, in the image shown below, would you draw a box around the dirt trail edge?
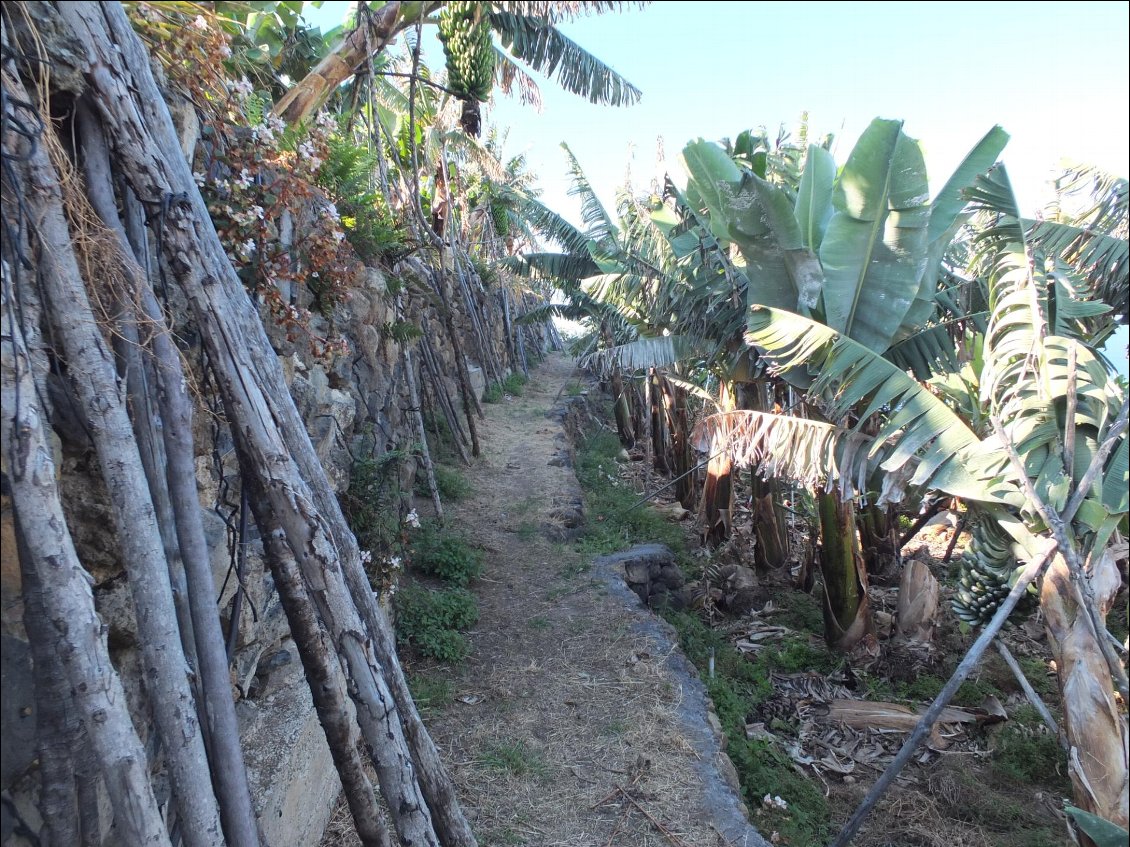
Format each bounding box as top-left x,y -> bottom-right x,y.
423,353 -> 770,847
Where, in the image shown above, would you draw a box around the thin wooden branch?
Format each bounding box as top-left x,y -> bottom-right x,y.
990,412 -> 1129,702
829,542 -> 1058,847
994,640 -> 1066,751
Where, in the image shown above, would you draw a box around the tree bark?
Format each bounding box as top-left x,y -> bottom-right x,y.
252,499 -> 393,847
57,6 -> 476,844
273,1 -> 434,126
406,345 -> 445,523
817,489 -> 875,652
1,258 -> 171,847
700,381 -> 734,545
78,105 -> 262,847
15,518 -> 81,847
10,70 -> 224,847
1042,549 -> 1129,836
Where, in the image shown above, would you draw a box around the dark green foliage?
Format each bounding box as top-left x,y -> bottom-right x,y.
434,465 -> 472,501
342,449 -> 407,577
411,526 -> 483,586
480,741 -> 549,778
395,585 -> 478,662
483,383 -> 503,404
318,135 -> 409,263
574,428 -> 686,559
992,709 -> 1071,789
503,372 -> 527,395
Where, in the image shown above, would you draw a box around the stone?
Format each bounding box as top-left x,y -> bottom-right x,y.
239,675 -> 341,847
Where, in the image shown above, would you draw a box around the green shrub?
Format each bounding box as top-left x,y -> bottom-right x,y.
395,585 -> 478,662
483,383 -> 503,403
434,465 -> 471,501
412,527 -> 483,586
502,372 -> 527,396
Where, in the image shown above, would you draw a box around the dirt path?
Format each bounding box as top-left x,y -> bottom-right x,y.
411,353 -> 766,847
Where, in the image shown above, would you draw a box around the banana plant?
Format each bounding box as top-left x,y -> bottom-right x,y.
704,160 -> 1128,835
681,118 -> 1009,650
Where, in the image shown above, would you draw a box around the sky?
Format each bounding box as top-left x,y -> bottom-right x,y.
302,1 -> 1129,366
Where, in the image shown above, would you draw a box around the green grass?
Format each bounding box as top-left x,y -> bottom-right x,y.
573,429 -> 687,561
502,372 -> 528,396
527,615 -> 550,630
395,584 -> 478,663
480,741 -> 548,778
991,706 -> 1071,789
411,525 -> 483,586
433,465 -> 472,501
408,673 -> 454,715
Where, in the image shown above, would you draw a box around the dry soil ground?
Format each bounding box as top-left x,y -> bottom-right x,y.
325,352 -> 765,847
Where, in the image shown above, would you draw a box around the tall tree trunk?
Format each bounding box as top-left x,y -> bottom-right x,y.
1,259 -> 171,847
253,501 -> 393,847
700,381 -> 734,545
11,78 -> 224,846
817,489 -> 875,652
15,520 -> 81,847
58,6 -> 477,845
1042,549 -> 1129,836
78,106 -> 262,847
273,1 -> 430,125
601,322 -> 635,448
660,378 -> 695,509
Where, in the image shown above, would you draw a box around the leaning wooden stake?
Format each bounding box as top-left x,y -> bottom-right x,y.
1,260 -> 171,847
829,542 -> 1058,847
10,71 -> 224,846
56,5 -> 475,845
78,105 -> 261,847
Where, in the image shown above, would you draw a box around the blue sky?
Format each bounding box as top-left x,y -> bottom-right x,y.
303,1 -> 1129,367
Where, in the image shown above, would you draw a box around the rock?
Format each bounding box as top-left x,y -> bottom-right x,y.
624,560 -> 651,585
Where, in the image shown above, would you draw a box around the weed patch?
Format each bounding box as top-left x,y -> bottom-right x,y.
395,585 -> 478,663
411,526 -> 483,586
480,741 -> 548,778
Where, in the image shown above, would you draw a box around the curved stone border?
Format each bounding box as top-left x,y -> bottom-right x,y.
548,385 -> 769,847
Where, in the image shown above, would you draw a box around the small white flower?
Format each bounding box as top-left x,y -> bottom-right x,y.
405,509 -> 421,529
388,556 -> 403,571
316,111 -> 336,130
193,15 -> 209,30
234,168 -> 253,189
308,156 -> 323,171
231,77 -> 254,97
333,229 -> 346,243
267,115 -> 286,134
193,171 -> 206,186
251,205 -> 265,220
359,550 -> 373,564
239,239 -> 256,258
761,794 -> 788,812
218,43 -> 232,59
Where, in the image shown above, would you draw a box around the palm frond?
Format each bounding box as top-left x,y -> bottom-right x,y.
746,306 -> 990,500
1030,220 -> 1127,319
506,190 -> 591,254
489,10 -> 642,106
561,142 -> 620,246
506,251 -> 601,282
490,2 -> 647,23
886,314 -> 987,380
493,46 -> 544,109
579,335 -> 697,376
691,411 -> 893,502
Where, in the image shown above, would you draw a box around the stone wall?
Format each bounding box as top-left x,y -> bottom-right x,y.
0,221 -> 551,844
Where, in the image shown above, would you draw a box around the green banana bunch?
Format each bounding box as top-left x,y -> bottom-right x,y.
952,518 -> 1036,627
438,1 -> 495,103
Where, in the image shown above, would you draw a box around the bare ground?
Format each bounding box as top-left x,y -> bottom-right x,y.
325,353 -> 766,846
